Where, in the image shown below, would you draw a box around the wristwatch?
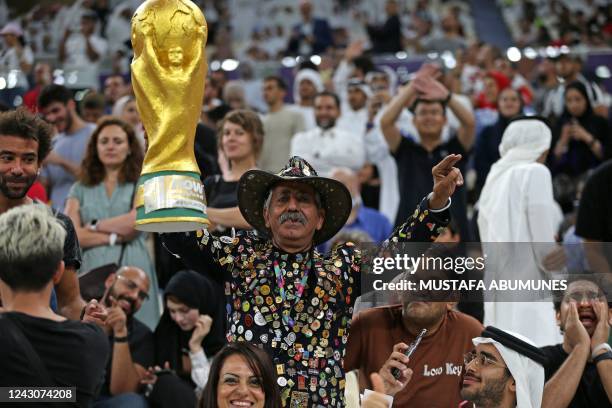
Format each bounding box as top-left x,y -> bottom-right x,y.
89,219 -> 98,231
592,343 -> 612,357
443,92 -> 453,104
109,232 -> 118,246
593,351 -> 612,365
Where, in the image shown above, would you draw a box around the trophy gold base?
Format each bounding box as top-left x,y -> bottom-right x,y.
134,171 -> 209,233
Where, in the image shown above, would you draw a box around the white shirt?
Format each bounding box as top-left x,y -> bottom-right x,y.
0,45 -> 33,89
291,125 -> 366,176
336,105 -> 368,136
189,349 -> 211,394
337,108 -> 400,222
63,33 -> 107,89
290,105 -> 317,130
104,6 -> 131,54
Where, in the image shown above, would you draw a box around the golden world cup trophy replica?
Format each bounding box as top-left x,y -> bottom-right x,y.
131,0 -> 209,232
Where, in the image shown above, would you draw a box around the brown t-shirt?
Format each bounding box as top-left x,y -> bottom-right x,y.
345,305 -> 483,408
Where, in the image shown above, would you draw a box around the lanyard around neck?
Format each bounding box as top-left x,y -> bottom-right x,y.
272,256 -> 311,328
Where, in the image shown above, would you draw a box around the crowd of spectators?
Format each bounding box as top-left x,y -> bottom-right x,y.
500,0 -> 612,48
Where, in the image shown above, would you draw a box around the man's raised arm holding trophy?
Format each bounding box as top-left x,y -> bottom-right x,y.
131,0 -> 209,232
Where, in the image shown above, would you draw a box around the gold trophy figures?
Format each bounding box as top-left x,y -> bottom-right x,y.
131,0 -> 210,232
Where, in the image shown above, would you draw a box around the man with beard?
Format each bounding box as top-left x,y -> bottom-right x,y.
38,84 -> 95,212
291,91 -> 367,177
345,249 -> 483,407
83,266 -> 153,408
539,276 -> 612,407
461,327 -> 546,408
0,108 -> 84,320
162,154 -> 463,407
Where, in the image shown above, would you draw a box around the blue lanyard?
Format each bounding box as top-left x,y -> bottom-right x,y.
273,257 -> 310,328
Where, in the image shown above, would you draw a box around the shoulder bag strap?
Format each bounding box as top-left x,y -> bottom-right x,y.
118,183 -> 139,265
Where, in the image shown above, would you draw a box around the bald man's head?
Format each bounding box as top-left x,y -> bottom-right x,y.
330,167 -> 360,198
104,266 -> 150,317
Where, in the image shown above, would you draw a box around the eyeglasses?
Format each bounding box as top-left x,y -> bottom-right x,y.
116,274 -> 149,301
463,351 -> 507,369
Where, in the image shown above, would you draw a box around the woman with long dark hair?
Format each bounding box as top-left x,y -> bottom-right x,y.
550,81 -> 610,178
200,342 -> 282,408
64,117 -> 160,328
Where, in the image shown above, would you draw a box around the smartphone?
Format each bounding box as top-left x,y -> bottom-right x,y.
154,369 -> 174,376
391,328 -> 427,380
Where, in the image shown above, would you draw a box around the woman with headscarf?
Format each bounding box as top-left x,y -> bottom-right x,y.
477,117 -> 564,346
550,81 -> 610,178
151,270 -> 226,402
474,87 -> 524,194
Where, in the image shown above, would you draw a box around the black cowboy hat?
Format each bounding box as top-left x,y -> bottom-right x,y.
237,156 -> 351,245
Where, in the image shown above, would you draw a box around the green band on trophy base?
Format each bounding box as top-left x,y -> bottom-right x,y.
135,171 -> 209,233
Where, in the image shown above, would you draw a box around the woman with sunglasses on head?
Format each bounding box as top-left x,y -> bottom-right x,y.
199,342 -> 282,408
64,117 -> 160,330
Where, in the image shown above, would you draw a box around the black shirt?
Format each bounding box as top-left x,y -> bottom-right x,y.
31,202 -> 82,270
474,118 -> 509,192
54,210 -> 82,270
550,114 -> 611,178
0,312 -> 109,407
195,123 -> 220,180
99,317 -> 154,397
203,175 -> 239,209
540,344 -> 612,408
576,159 -> 612,242
366,14 -> 402,54
31,203 -> 82,311
393,135 -> 471,239
575,160 -> 612,271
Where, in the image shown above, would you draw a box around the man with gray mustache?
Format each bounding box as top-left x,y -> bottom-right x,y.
163,154 -> 463,407
279,210 -> 307,225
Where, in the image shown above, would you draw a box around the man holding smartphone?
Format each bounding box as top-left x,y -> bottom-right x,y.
345,255 -> 483,407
